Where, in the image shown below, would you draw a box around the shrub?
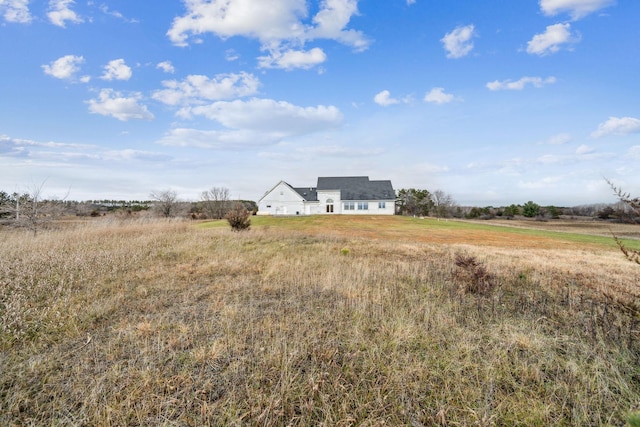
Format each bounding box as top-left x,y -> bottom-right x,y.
453,253 -> 494,295
225,203 -> 251,232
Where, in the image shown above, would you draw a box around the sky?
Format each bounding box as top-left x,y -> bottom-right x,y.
1,0 -> 639,206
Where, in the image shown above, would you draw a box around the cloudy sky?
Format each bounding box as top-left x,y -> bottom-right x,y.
1,0 -> 639,206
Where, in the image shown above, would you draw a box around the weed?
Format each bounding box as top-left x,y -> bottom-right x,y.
453,253 -> 495,295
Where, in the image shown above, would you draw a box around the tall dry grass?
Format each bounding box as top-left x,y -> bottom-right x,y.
1,218 -> 639,425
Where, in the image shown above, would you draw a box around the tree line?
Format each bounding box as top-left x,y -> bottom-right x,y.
0,184 -> 256,234
395,187 -> 639,223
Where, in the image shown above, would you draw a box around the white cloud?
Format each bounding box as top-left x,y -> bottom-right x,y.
576,144 -> 595,155
0,0 -> 31,23
156,128 -> 288,150
99,4 -> 138,23
527,23 -> 579,56
441,24 -> 476,59
424,87 -> 454,104
537,154 -> 561,164
101,59 -> 133,81
518,175 -> 563,189
153,72 -> 260,106
179,98 -> 343,136
305,0 -> 369,51
42,55 -> 86,80
486,76 -> 556,91
166,0 -> 369,65
539,0 -> 615,20
591,116 -> 640,138
374,90 -> 400,106
545,132 -> 572,145
225,49 -> 240,61
167,0 -> 305,46
156,61 -> 175,74
406,0 -> 416,4
87,89 -> 154,121
102,149 -> 171,162
258,47 -> 327,70
539,133 -> 571,145
48,0 -> 83,27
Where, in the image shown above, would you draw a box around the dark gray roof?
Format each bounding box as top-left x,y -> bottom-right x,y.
293,186 -> 318,201
291,177 -> 395,201
317,176 -> 395,201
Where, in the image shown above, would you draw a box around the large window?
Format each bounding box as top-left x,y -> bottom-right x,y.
344,201 -> 355,210
326,198 -> 334,213
357,202 -> 369,210
378,202 -> 386,209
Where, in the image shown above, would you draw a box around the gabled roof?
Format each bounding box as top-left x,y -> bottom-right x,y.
317,176 -> 395,201
258,180 -> 307,203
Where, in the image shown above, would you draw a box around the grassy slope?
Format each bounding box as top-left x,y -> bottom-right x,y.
1,217 -> 639,425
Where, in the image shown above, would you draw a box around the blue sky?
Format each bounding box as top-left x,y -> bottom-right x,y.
1,0 -> 639,206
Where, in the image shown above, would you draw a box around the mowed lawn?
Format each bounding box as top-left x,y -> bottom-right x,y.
200,214 -> 640,251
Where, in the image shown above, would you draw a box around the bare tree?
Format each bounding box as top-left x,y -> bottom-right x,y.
432,190 -> 456,219
150,189 -> 179,218
201,187 -> 231,219
607,179 -> 640,264
1,181 -> 69,235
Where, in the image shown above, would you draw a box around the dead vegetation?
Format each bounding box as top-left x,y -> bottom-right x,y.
1,218 -> 639,425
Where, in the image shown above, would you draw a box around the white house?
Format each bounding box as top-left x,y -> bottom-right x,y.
257,176 -> 396,216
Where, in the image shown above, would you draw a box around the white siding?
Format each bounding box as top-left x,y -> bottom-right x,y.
341,200 -> 395,215
257,182 -> 306,215
317,190 -> 341,214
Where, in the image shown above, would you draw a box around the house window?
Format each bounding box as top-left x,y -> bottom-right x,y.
357,202 -> 368,210
378,202 -> 386,209
344,201 -> 355,210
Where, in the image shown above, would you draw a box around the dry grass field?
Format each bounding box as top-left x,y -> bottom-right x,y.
1,215 -> 639,425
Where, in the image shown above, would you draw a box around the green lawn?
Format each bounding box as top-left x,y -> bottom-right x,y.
198,215 -> 640,250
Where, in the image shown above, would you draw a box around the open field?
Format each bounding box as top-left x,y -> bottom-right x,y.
203,215 -> 640,250
1,216 -> 639,425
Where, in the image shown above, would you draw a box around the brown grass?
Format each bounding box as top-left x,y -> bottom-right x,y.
1,217 -> 639,425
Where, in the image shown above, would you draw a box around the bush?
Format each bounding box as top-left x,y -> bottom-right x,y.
453,253 -> 494,295
225,203 -> 251,232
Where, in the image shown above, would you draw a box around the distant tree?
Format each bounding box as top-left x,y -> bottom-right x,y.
201,186 -> 231,219
502,204 -> 519,218
466,207 -> 483,219
522,201 -> 540,218
597,206 -> 616,220
0,191 -> 13,218
432,190 -> 456,219
150,190 -> 179,218
225,202 -> 251,232
1,181 -> 68,235
546,205 -> 561,219
396,188 -> 432,216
